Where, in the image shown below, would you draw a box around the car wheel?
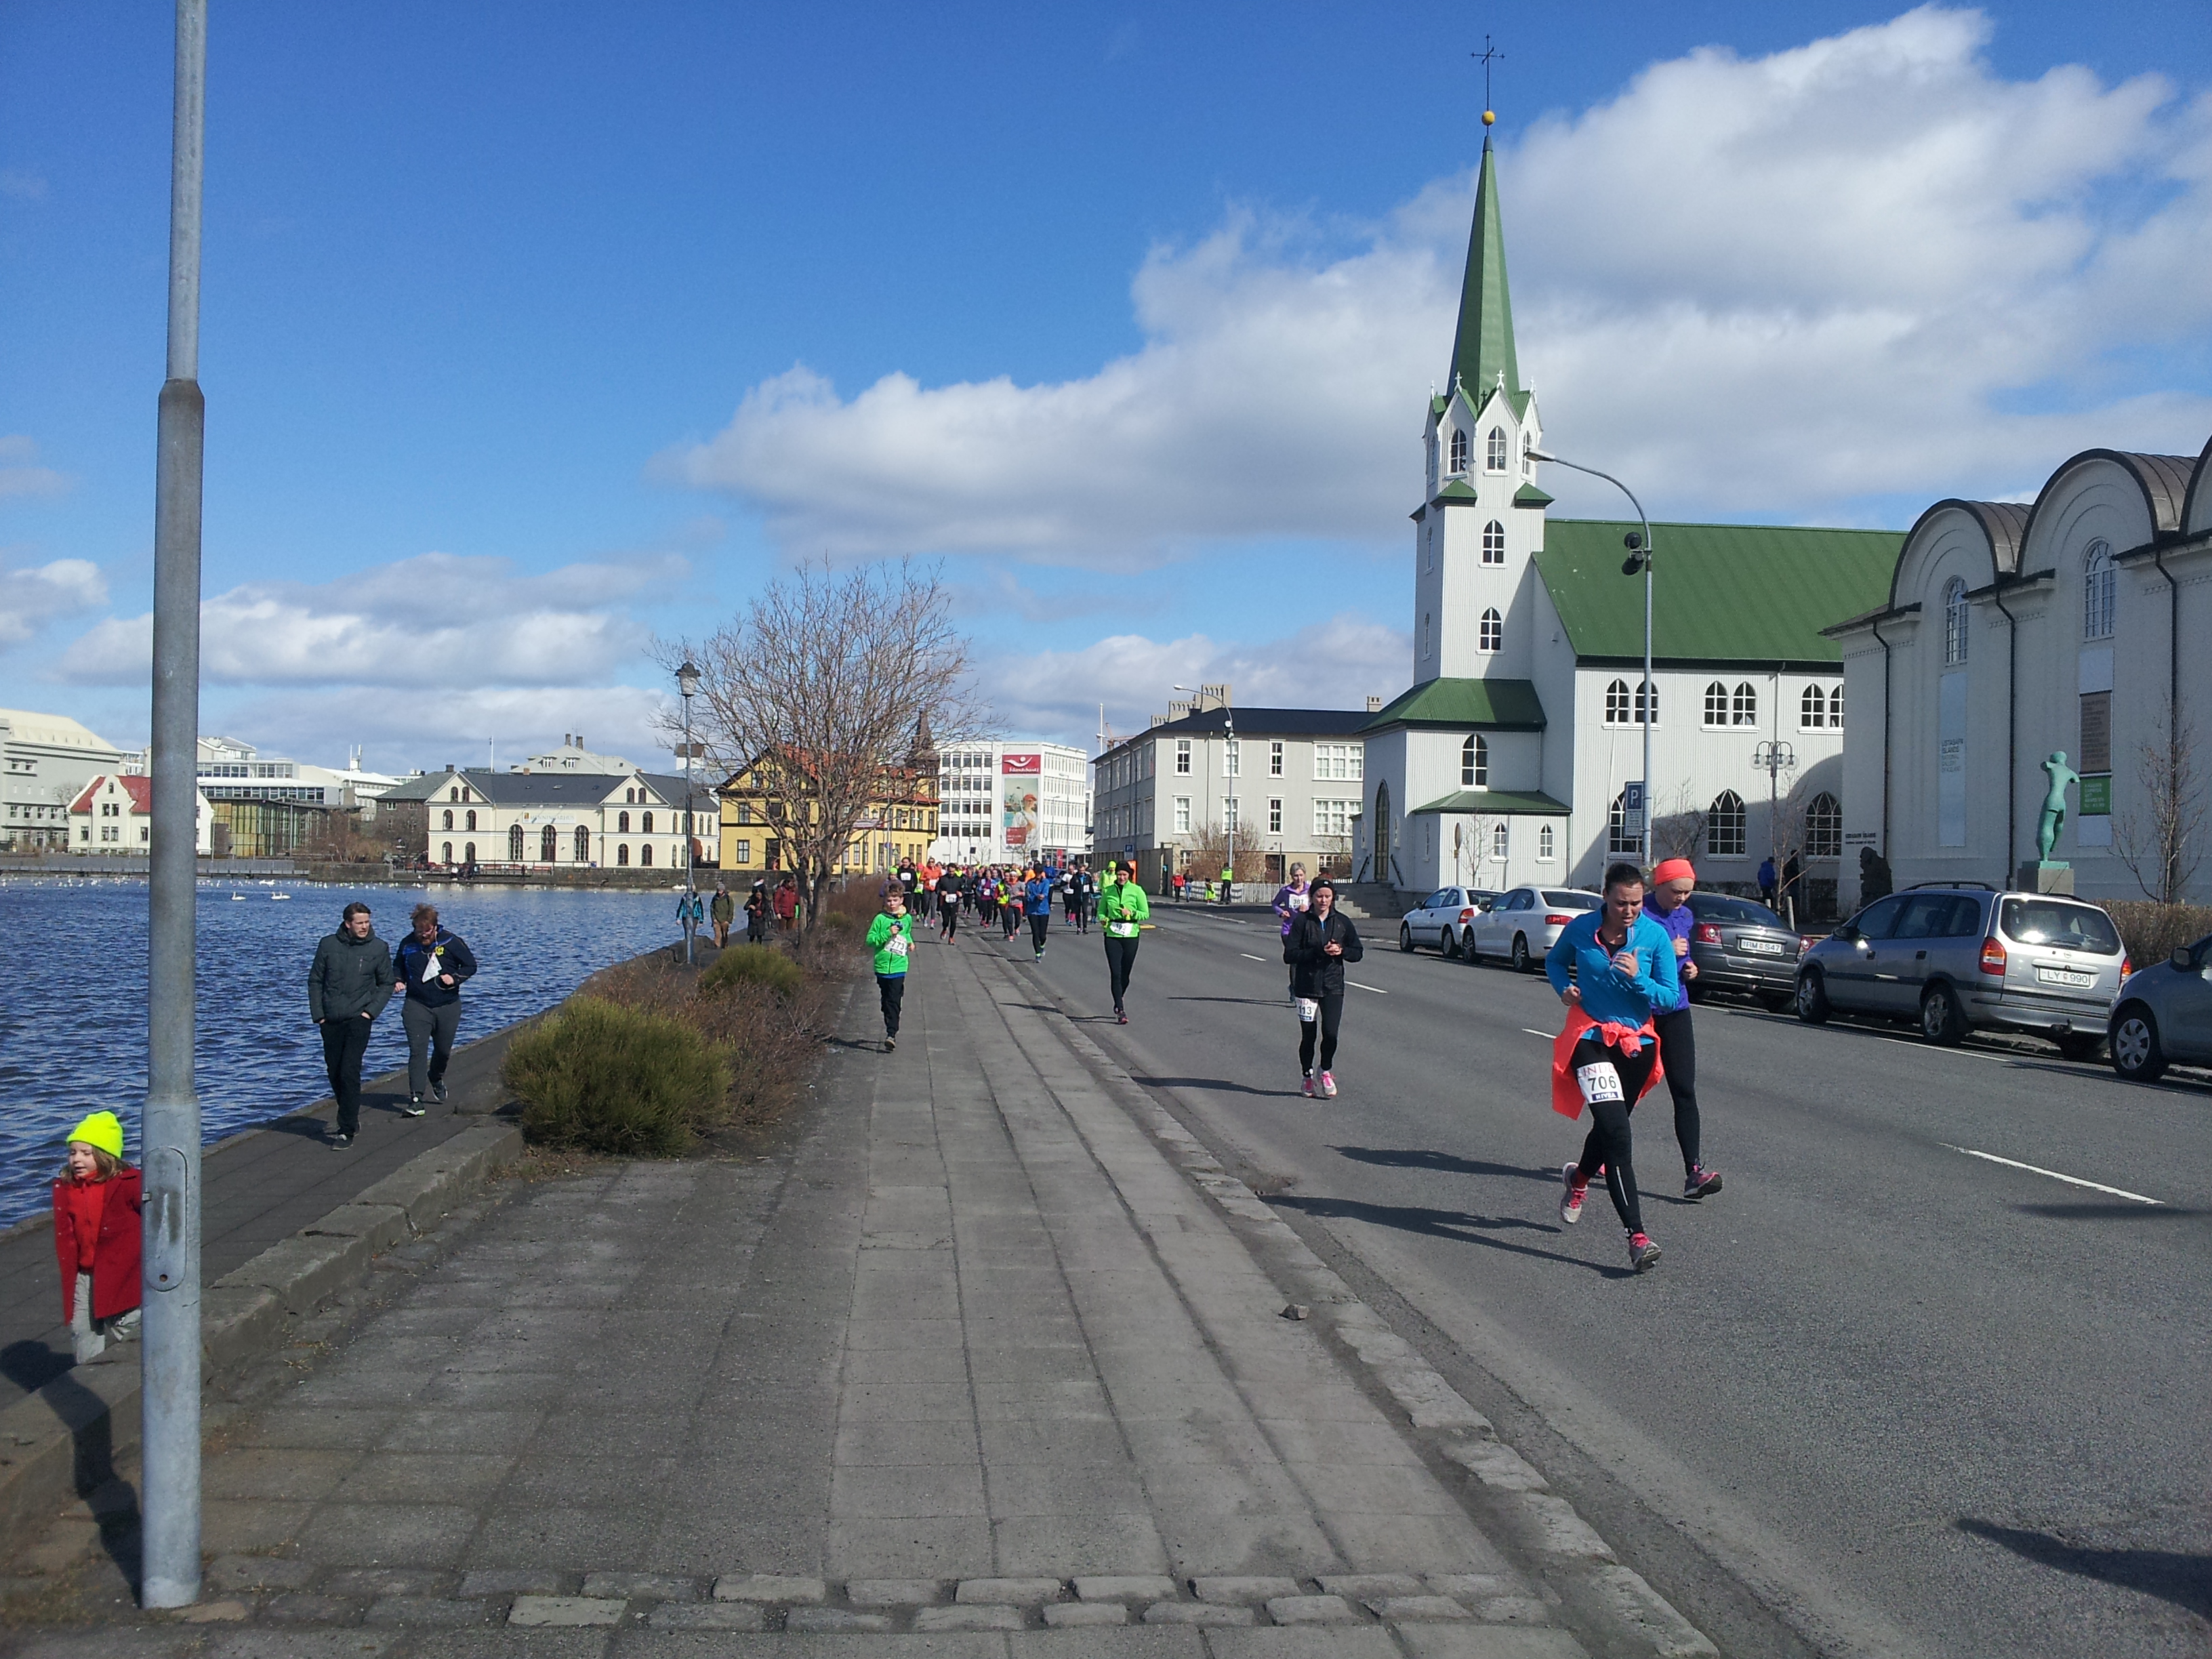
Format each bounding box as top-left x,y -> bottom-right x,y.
1441,927 -> 1460,959
1757,989 -> 1793,1013
2110,1006 -> 2167,1083
1920,983 -> 1966,1046
1795,970 -> 1829,1024
1510,934 -> 1531,973
1463,931 -> 1482,965
2054,1032 -> 2104,1063
1399,922 -> 1414,954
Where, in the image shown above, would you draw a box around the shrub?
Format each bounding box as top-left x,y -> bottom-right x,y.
504,996 -> 732,1155
699,945 -> 806,1000
2102,900 -> 2212,967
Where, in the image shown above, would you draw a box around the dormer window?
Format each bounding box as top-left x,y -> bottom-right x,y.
1486,427 -> 1507,472
1448,428 -> 1470,474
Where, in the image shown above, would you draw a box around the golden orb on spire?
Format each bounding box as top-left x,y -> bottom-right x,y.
1481,109 -> 1495,125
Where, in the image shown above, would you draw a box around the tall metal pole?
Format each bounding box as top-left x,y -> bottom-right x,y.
682,701 -> 696,965
1528,449 -> 1654,868
142,0 -> 208,1611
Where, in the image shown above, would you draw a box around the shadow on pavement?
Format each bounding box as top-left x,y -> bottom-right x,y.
1957,1519 -> 2212,1618
1136,1076 -> 1303,1100
1165,996 -> 1292,1008
0,1340 -> 141,1589
1271,1193 -> 1631,1279
0,1336 -> 69,1399
1331,1146 -> 1559,1184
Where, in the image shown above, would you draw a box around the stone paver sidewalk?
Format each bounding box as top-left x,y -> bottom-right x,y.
8,933 -> 1650,1657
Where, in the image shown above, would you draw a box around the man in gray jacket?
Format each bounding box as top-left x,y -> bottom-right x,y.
308,901 -> 395,1148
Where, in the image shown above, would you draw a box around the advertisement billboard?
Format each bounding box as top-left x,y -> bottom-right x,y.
1002,753 -> 1040,850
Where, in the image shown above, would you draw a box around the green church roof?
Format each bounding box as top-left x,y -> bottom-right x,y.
1361,677 -> 1546,733
1535,519 -> 1904,667
1448,136 -> 1523,419
1410,788 -> 1570,817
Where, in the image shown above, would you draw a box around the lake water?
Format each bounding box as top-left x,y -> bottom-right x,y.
0,876 -> 689,1228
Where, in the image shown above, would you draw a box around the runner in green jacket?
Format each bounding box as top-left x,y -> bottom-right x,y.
1097,862 -> 1151,1025
865,889 -> 915,1051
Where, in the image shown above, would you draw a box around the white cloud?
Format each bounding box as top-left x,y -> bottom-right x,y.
981,612 -> 1409,746
0,556 -> 106,647
215,683 -> 682,778
668,7 -> 2212,557
57,550 -> 680,687
0,435 -> 73,501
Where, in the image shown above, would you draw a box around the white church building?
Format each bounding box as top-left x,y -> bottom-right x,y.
1353,131 -> 1902,909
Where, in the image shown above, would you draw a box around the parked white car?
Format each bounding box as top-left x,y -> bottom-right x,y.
1464,886 -> 1602,972
1398,886 -> 1492,957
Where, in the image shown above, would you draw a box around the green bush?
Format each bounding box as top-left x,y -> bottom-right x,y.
699,945 -> 806,1000
504,996 -> 731,1155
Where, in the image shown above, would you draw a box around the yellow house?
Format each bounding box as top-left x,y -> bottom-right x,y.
718,752 -> 939,878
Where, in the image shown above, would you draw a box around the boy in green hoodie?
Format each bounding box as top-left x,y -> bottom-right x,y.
865,887 -> 915,1051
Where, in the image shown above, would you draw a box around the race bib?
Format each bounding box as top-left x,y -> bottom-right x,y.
1575,1062 -> 1624,1105
1294,996 -> 1320,1024
885,933 -> 909,958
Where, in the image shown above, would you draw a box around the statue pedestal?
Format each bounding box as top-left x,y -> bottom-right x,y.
2019,861 -> 2074,895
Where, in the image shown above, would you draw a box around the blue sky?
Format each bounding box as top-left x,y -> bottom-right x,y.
3,2 -> 2208,769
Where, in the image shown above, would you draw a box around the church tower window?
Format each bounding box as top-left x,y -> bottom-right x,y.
1461,735 -> 1488,787
1481,520 -> 1505,564
2083,541 -> 2114,640
1943,577 -> 1969,664
1479,609 -> 1502,652
1449,428 -> 1469,474
1486,428 -> 1507,472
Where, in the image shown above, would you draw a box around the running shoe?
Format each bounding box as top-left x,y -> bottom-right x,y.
1302,1073 -> 1316,1098
1559,1161 -> 1587,1224
432,1081 -> 448,1104
330,1133 -> 352,1151
884,1036 -> 897,1051
1115,1007 -> 1128,1025
1683,1166 -> 1723,1201
1629,1231 -> 1662,1272
400,1097 -> 427,1118
1319,1071 -> 1338,1099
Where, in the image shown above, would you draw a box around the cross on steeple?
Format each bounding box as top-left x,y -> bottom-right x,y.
1473,35 -> 1503,125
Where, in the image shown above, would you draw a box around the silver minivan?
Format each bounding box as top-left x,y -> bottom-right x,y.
1795,884 -> 2127,1057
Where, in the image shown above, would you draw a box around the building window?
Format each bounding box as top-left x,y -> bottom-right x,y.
641,844 -> 653,867
1449,428 -> 1469,474
1804,792 -> 1842,859
1313,743 -> 1363,781
1637,680 -> 1658,725
1605,680 -> 1656,725
1422,613 -> 1433,658
1537,823 -> 1555,861
1708,790 -> 1746,857
1461,735 -> 1488,787
1704,682 -> 1729,728
1607,792 -> 1637,854
464,841 -> 476,864
1269,741 -> 1284,776
1225,740 -> 1240,777
642,811 -> 654,833
1173,796 -> 1191,834
734,838 -> 751,865
1479,608 -> 1502,652
509,825 -> 525,861
442,808 -> 454,831
617,843 -> 630,866
1486,426 -> 1507,471
1482,520 -> 1505,564
1313,798 -> 1353,837
1801,684 -> 1827,729
449,787 -> 461,802
2083,539 -> 2114,640
465,810 -> 477,833
573,826 -> 590,861
1829,683 -> 1845,729
1490,821 -> 1509,860
541,825 -> 557,861
1224,798 -> 1240,832
1944,576 -> 1969,663
1176,739 -> 1191,775
442,841 -> 453,863
1733,682 -> 1757,726
618,811 -> 630,833
1268,798 -> 1283,834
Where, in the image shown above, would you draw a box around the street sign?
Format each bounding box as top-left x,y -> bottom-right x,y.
1622,780 -> 1646,838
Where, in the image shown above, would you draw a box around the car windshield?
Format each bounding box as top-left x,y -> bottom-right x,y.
1542,891 -> 1599,911
1685,894 -> 1788,928
2000,899 -> 2122,955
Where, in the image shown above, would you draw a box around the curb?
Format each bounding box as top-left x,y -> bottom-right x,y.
0,1120 -> 525,1551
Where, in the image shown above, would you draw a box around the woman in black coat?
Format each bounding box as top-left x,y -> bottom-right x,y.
1282,876 -> 1364,1098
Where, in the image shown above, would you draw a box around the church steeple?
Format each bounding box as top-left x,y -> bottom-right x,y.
1446,132 -> 1521,411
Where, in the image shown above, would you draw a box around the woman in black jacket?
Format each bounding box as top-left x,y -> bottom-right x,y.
1283,876 -> 1364,1098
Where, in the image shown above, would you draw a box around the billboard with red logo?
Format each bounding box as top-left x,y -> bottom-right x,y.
1001,753 -> 1041,775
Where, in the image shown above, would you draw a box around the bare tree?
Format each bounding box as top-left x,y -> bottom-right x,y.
1179,821 -> 1268,888
2114,712 -> 2205,904
661,558 -> 979,932
1651,786 -> 1709,864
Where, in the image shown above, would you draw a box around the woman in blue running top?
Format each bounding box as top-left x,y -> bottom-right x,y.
1545,861 -> 1679,1272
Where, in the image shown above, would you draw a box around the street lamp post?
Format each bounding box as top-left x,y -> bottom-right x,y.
677,660 -> 700,965
1528,449 -> 1656,869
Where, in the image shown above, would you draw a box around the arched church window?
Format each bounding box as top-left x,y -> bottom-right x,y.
1829,683 -> 1845,728
1703,682 -> 1729,728
1491,821 -> 1509,859
1461,735 -> 1488,787
1607,791 -> 1637,854
1449,428 -> 1469,474
1708,791 -> 1746,858
2083,541 -> 2114,640
1801,684 -> 1827,729
1805,793 -> 1842,859
1481,520 -> 1506,565
1605,680 -> 1632,724
1635,679 -> 1658,725
508,825 -> 524,861
1944,577 -> 1969,664
1486,428 -> 1507,472
1733,682 -> 1758,726
1479,609 -> 1502,652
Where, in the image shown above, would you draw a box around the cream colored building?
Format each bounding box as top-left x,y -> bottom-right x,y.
3,708 -> 127,850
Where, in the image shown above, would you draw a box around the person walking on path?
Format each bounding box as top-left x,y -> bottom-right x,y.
710,882 -> 735,948
308,900 -> 395,1149
675,888 -> 705,956
1220,861 -> 1235,905
1024,865 -> 1054,960
939,867 -> 964,943
1284,876 -> 1363,1098
393,902 -> 478,1115
744,878 -> 770,943
52,1111 -> 140,1364
1643,859 -> 1723,1200
773,875 -> 798,935
1003,872 -> 1025,941
1547,861 -> 1679,1272
1099,860 -> 1151,1024
1757,855 -> 1778,910
1172,869 -> 1186,903
865,886 -> 914,1051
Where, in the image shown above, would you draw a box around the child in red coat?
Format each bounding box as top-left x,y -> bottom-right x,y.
53,1111 -> 142,1364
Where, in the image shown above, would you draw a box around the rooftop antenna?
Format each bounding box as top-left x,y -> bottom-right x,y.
1473,35 -> 1502,127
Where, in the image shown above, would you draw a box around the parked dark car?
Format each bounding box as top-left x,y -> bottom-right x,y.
1681,892 -> 1805,1010
2109,933 -> 2212,1082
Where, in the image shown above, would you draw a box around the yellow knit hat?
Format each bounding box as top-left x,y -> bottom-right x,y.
66,1111 -> 125,1160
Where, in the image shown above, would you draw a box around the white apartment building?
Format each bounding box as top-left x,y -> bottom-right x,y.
934,741 -> 1091,865
67,773 -> 213,856
188,735 -> 403,813
2,708 -> 127,850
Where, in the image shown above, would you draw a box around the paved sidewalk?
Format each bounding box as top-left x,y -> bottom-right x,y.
12,935 -> 1614,1656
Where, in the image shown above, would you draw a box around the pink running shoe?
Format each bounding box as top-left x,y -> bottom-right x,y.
1629,1231 -> 1662,1272
1319,1071 -> 1338,1099
1559,1162 -> 1587,1225
1302,1073 -> 1316,1098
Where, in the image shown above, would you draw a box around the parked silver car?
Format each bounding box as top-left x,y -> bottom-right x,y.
1681,891 -> 1807,1011
1397,886 -> 1492,957
1795,884 -> 2125,1056
2109,933 -> 2212,1082
1464,886 -> 1601,972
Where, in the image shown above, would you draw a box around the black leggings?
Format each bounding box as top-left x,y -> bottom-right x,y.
943,905 -> 960,940
1003,903 -> 1020,937
1571,1031 -> 1660,1233
877,973 -> 905,1038
1652,1008 -> 1700,1175
1105,935 -> 1139,1006
1297,993 -> 1345,1074
1029,914 -> 1049,951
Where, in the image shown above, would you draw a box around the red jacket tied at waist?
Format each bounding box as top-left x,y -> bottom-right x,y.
52,1168 -> 142,1322
1549,1010 -> 1665,1120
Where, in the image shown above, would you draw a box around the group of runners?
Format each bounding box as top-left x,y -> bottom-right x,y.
872,849 -> 1721,1275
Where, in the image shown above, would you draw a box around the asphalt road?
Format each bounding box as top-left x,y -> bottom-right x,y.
943,899 -> 2212,1659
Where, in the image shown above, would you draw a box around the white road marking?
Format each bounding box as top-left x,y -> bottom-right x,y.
1939,1144 -> 2163,1205
1240,953 -> 1266,962
1349,981 -> 1388,994
1523,1028 -> 1554,1039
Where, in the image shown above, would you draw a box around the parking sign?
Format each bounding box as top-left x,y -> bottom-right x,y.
1622,780 -> 1646,838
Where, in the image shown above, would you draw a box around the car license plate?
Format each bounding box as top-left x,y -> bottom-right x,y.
1740,939 -> 1785,956
2037,966 -> 2095,988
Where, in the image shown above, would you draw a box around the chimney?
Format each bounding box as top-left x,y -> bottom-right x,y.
1366,695 -> 1383,712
